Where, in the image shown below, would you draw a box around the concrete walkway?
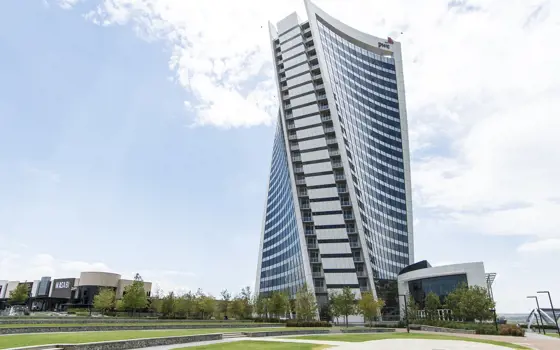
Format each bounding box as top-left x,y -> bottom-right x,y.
130,335 -> 533,350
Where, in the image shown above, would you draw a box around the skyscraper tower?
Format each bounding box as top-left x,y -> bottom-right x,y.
256,0 -> 414,317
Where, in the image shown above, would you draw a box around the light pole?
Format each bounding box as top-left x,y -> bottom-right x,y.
538,291 -> 560,336
398,294 -> 410,333
527,296 -> 546,335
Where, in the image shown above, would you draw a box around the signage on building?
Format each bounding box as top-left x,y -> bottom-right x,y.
55,281 -> 70,289
378,42 -> 391,49
50,278 -> 75,299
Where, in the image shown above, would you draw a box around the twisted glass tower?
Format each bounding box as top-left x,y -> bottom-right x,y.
256,0 -> 414,317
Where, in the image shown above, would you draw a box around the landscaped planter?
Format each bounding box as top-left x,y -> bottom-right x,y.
65,334 -> 222,350
409,324 -> 475,334
243,329 -> 330,337
0,323 -> 282,335
341,328 -> 395,333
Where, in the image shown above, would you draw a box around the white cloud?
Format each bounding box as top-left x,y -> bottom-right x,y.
518,238 -> 560,253
0,251 -> 111,282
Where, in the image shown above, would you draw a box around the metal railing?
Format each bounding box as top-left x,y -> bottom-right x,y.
290,144 -> 299,150
298,191 -> 308,196
296,179 -> 306,185
332,162 -> 343,168
344,214 -> 354,220
324,126 -> 334,132
305,230 -> 315,235
300,201 -> 310,208
338,188 -> 348,193
350,241 -> 360,248
319,104 -> 329,110
309,257 -> 320,263
326,138 -> 337,144
294,167 -> 303,173
302,216 -> 313,222
335,174 -> 345,180
287,124 -> 296,129
341,201 -> 351,206
356,271 -> 367,277
315,84 -> 325,90
288,134 -> 297,140
312,271 -> 323,277
321,115 -> 331,121
292,156 -> 301,162
353,256 -> 364,262
315,287 -> 327,293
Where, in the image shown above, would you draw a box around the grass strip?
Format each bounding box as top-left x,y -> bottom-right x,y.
291,333 -> 530,349
175,341 -> 330,350
0,327 -> 310,349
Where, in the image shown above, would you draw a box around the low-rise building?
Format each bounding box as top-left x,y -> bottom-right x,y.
0,271 -> 152,311
397,261 -> 495,316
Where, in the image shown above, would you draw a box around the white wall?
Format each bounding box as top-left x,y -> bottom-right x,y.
397,262 -> 487,317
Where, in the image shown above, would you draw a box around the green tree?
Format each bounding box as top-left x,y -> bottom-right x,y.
425,292 -> 441,320
269,291 -> 288,318
93,288 -> 116,315
357,292 -> 385,326
406,295 -> 419,321
9,284 -> 29,305
295,283 -> 317,321
230,297 -> 245,319
254,294 -> 268,318
195,291 -> 216,319
331,287 -> 356,327
161,291 -> 176,317
149,286 -> 164,314
239,286 -> 253,319
445,284 -> 495,322
121,273 -> 148,316
329,293 -> 341,325
220,289 -> 231,317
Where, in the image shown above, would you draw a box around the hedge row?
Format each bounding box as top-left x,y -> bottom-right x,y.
286,320 -> 332,327
415,320 -> 525,337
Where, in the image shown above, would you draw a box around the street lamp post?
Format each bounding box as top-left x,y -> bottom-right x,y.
538,291 -> 560,337
398,294 -> 410,333
527,296 -> 546,335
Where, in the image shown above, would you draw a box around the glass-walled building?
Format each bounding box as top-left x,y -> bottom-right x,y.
255,0 -> 414,318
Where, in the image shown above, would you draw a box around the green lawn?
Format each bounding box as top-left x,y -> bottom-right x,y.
0,328 -> 300,349
291,333 -> 530,349
0,322 -> 273,328
175,341 -> 330,350
545,333 -> 559,338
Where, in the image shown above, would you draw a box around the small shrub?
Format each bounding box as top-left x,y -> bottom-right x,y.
253,317 -> 282,323
286,320 -> 332,327
499,324 -> 525,337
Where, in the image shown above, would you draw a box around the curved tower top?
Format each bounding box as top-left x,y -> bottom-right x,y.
257,0 -> 414,320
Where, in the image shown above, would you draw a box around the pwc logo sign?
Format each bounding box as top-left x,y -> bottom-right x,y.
378,37 -> 394,49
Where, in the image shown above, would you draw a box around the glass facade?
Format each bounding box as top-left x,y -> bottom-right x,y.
408,274 -> 468,308
316,19 -> 411,285
258,118 -> 307,298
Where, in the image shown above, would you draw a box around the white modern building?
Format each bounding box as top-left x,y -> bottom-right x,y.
397,261 -> 495,315
256,0 -> 414,319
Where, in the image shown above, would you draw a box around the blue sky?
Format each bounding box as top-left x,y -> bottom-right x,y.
1,0 -> 559,313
